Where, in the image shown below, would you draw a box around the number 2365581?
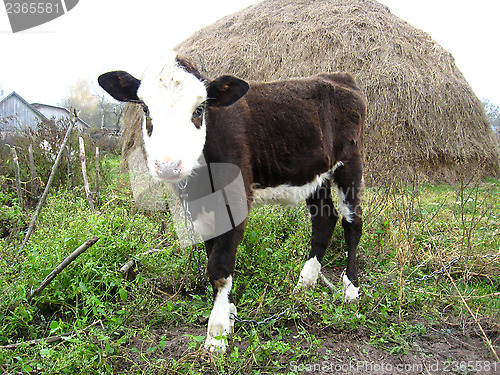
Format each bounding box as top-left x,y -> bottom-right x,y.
6,2 -> 62,14
443,361 -> 498,372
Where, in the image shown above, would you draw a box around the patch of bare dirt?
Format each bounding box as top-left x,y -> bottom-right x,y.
115,317 -> 500,374
309,322 -> 500,375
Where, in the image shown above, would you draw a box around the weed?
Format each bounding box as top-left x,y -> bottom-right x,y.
0,156 -> 498,373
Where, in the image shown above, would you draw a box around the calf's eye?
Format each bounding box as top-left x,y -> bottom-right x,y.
191,105 -> 205,129
141,104 -> 150,117
193,105 -> 204,119
145,116 -> 153,137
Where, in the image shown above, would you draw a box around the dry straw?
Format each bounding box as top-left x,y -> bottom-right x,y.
123,0 -> 499,183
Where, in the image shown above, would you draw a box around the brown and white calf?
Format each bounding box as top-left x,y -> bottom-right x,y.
98,52 -> 366,352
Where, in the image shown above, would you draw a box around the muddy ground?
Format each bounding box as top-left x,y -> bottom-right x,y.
118,316 -> 500,374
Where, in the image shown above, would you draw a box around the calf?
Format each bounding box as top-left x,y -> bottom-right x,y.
98,52 -> 366,352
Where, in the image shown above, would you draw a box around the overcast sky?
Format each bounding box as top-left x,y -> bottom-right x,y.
1,0 -> 499,105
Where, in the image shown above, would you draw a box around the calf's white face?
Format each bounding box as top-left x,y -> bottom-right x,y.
98,53 -> 249,182
138,56 -> 208,181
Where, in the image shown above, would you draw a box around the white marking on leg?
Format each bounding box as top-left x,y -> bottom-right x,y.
294,256 -> 321,293
342,273 -> 359,302
205,276 -> 234,352
336,186 -> 354,223
228,301 -> 237,336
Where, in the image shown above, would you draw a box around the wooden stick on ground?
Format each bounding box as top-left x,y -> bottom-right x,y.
18,112 -> 78,255
0,334 -> 64,349
27,236 -> 99,302
119,248 -> 163,281
79,137 -> 95,213
0,319 -> 103,349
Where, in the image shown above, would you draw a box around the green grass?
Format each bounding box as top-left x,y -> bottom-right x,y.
0,157 -> 498,374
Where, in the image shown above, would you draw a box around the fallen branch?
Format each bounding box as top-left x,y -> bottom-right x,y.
0,334 -> 63,349
464,292 -> 500,301
27,236 -> 99,302
119,248 -> 163,281
18,112 -> 78,255
0,320 -> 103,349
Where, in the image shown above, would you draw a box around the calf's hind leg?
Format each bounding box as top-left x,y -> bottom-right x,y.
294,181 -> 338,292
335,166 -> 363,302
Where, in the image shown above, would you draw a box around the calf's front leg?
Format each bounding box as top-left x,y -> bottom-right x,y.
205,276 -> 236,351
204,228 -> 242,352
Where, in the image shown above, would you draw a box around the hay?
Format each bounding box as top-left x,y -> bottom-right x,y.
123,0 -> 499,183
120,103 -> 145,171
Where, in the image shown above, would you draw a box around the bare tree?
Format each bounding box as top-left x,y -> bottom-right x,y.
483,99 -> 500,134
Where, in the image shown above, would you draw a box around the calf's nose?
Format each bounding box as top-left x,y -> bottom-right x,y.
155,160 -> 182,180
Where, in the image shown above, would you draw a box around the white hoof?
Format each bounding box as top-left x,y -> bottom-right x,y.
343,274 -> 359,302
204,302 -> 236,353
293,256 -> 321,293
204,336 -> 228,353
204,276 -> 236,353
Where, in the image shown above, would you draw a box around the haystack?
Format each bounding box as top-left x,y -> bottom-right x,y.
123,0 -> 498,182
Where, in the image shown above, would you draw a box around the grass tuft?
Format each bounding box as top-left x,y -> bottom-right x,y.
0,158 -> 498,373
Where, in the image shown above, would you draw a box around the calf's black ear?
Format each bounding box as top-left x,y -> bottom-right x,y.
206,75 -> 249,107
98,71 -> 141,102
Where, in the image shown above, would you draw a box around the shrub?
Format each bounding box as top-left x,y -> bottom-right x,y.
0,118 -> 120,208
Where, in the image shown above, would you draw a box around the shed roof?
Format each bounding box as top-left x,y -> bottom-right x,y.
0,91 -> 48,121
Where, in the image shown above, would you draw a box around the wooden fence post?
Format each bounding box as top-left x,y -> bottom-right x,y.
9,146 -> 24,211
18,111 -> 78,255
66,125 -> 74,189
79,137 -> 95,213
28,143 -> 41,197
95,146 -> 100,200
28,144 -> 38,180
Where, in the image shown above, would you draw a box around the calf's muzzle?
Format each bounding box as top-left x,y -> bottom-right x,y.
155,160 -> 182,180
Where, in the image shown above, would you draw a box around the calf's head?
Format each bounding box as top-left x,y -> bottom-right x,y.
98,53 -> 249,182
